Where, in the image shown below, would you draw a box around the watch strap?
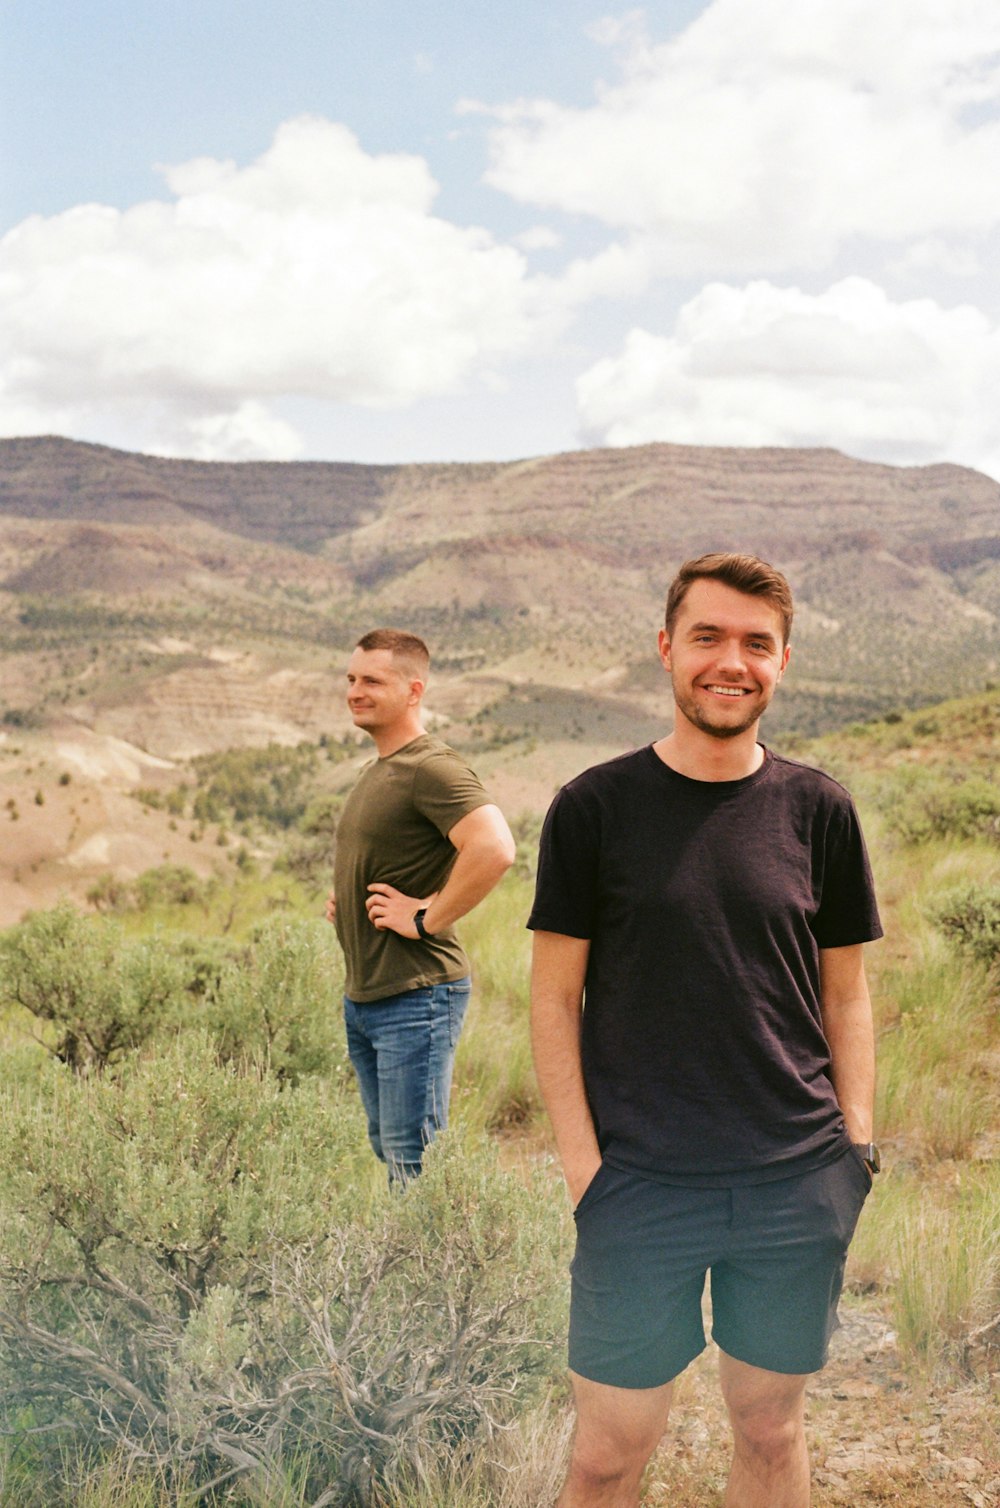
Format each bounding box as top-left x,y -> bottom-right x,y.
853,1141 -> 880,1173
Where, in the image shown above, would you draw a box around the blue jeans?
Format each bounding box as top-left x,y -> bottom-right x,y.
343,977 -> 471,1183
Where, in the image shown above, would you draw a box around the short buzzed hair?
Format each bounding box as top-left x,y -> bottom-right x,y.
665,553 -> 794,646
356,628 -> 430,682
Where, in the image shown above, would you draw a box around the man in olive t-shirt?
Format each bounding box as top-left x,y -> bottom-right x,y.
326,628 -> 514,1181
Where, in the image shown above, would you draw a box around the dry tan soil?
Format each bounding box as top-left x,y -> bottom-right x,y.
636,1301 -> 1000,1507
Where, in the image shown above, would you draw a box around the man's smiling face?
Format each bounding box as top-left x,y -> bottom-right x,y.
659,578 -> 791,741
345,647 -> 417,738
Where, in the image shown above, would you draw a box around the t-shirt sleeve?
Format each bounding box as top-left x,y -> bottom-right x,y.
812,794 -> 883,948
527,784 -> 600,938
412,751 -> 492,838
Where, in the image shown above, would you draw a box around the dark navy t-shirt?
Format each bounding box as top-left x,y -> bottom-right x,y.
528,746 -> 882,1184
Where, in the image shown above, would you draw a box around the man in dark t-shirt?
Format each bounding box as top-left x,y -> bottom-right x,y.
529,554 -> 881,1508
326,628 -> 514,1182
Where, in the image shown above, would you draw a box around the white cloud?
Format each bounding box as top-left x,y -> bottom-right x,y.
575,277 -> 1000,476
514,225 -> 563,251
184,402 -> 303,462
0,117 -> 554,460
887,238 -> 984,280
478,0 -> 1000,275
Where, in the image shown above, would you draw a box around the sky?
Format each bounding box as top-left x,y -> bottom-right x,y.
2,0 -> 1000,476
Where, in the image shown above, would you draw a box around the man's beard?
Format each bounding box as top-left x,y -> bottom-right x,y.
670,680 -> 767,740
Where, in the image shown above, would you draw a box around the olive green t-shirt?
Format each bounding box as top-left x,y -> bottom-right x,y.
332,734 -> 492,1002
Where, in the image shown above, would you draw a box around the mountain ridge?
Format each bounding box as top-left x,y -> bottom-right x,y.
0,434 -> 997,763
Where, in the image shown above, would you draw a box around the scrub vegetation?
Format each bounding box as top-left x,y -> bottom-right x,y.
0,690 -> 997,1504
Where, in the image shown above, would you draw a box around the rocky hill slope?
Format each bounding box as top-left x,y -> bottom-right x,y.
0,435 -> 997,766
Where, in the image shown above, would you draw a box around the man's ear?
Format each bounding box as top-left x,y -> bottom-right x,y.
778,644 -> 791,680
657,627 -> 672,672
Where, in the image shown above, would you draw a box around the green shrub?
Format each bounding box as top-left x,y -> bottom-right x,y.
0,1039 -> 567,1505
274,832 -> 333,890
876,767 -> 1000,845
133,785 -> 165,810
203,916 -> 345,1081
0,905 -> 189,1072
273,794 -> 341,890
929,882 -> 1000,967
85,866 -> 216,916
298,793 -> 342,837
133,864 -> 213,910
85,872 -> 135,913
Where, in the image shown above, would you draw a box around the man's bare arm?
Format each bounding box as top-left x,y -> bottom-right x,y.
365,803 -> 515,937
819,943 -> 876,1145
531,929 -> 602,1207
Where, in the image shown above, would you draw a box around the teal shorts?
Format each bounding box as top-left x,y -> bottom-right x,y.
569,1146 -> 871,1387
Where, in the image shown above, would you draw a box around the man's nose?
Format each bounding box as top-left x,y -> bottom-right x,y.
715,639 -> 747,674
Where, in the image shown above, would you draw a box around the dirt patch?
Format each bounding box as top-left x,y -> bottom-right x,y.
0,728 -> 233,926
638,1301 -> 1000,1506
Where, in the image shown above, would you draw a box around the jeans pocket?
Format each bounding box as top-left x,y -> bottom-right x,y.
446,982 -> 471,1048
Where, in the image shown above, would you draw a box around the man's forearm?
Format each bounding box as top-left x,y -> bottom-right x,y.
422,836 -> 512,932
531,932 -> 601,1206
366,804 -> 515,938
820,946 -> 876,1143
824,997 -> 875,1141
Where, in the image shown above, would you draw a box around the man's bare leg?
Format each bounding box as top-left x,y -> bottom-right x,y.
556,1370 -> 674,1508
718,1351 -> 811,1508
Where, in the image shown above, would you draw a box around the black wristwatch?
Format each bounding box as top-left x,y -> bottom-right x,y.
413,907 -> 433,941
853,1142 -> 881,1174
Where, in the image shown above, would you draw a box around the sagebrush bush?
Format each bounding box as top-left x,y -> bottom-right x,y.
204,915 -> 346,1080
0,904 -> 190,1072
0,1036 -> 568,1505
87,865 -> 218,915
929,882 -> 1000,967
875,766 -> 1000,845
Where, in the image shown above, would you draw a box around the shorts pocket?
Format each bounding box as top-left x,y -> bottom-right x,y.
845,1142 -> 875,1196
573,1160 -> 615,1221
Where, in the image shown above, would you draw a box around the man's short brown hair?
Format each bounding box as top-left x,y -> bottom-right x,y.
355,628 -> 430,682
665,553 -> 794,646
